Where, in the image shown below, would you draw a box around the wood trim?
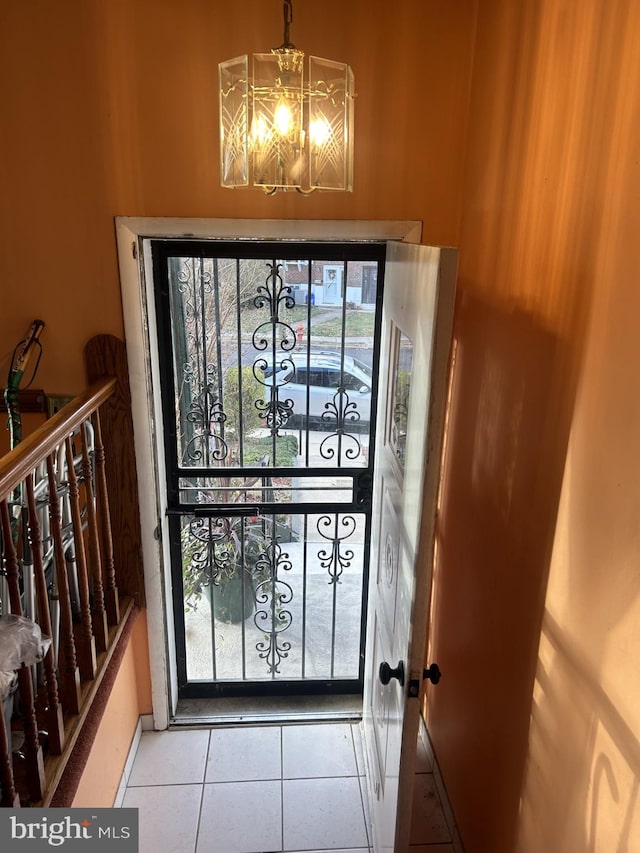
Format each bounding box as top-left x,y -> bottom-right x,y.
115,216 -> 424,244
85,335 -> 146,607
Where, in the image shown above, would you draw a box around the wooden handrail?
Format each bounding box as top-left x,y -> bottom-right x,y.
0,378 -> 116,501
0,370 -> 127,806
0,335 -> 145,807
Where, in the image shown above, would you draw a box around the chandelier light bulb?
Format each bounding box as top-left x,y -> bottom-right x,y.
274,101 -> 293,137
309,116 -> 331,148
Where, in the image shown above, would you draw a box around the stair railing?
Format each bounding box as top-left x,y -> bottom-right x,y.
0,377 -> 131,806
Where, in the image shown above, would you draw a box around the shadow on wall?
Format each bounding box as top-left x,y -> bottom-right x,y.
521,609 -> 640,852
425,289 -> 575,853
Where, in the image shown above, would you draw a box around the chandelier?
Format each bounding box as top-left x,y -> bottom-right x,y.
219,0 -> 355,194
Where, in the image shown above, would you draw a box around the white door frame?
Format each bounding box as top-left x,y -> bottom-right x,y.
115,217 -> 422,729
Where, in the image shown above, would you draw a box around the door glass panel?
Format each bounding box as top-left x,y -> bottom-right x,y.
389,328 -> 414,469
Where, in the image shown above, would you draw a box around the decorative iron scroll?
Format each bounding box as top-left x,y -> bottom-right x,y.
251,261 -> 297,431
176,258 -> 230,465
184,516 -> 233,588
253,537 -> 294,674
255,375 -> 296,430
183,378 -> 228,464
319,388 -> 362,461
316,514 -> 357,585
183,515 -> 298,676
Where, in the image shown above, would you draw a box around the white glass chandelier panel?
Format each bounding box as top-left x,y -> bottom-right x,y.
309,56 -> 354,191
219,53 -> 354,192
252,52 -> 304,189
219,55 -> 249,188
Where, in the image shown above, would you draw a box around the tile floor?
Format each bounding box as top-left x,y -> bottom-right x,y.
121,722 -> 371,853
119,721 -> 462,853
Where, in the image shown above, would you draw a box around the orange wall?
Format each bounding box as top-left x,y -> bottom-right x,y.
426,1 -> 640,851
0,0 -> 475,396
13,3 -> 638,850
0,0 -> 477,816
72,610 -> 152,807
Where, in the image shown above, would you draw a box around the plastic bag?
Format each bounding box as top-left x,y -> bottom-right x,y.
0,670 -> 17,702
0,614 -> 52,672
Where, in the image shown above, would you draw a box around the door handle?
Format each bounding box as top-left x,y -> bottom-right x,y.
407,663 -> 443,697
379,660 -> 405,686
423,663 -> 442,684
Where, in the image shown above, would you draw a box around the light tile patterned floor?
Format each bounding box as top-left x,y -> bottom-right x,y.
122,723 -> 371,853
120,721 -> 460,853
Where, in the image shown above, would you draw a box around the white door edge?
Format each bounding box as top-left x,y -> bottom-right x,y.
363,242 -> 457,852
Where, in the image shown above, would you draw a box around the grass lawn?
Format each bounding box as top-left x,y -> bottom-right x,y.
237,304 -> 375,338
239,304 -> 323,334
311,311 -> 375,337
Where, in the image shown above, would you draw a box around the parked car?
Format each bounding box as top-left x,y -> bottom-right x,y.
262,352 -> 372,428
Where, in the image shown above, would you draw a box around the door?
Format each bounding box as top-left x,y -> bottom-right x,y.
323,265 -> 342,303
152,240 -> 386,698
363,242 -> 456,851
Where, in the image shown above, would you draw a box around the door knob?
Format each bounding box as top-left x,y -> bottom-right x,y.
407,663 -> 443,697
423,663 -> 442,684
379,660 -> 405,686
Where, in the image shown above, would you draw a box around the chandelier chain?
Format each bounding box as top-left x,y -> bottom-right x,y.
280,0 -> 295,50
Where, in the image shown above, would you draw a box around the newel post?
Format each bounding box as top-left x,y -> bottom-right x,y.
84,335 -> 146,608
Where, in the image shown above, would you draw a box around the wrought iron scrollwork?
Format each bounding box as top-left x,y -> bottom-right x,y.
253,260 -> 296,328
319,388 -> 362,460
175,257 -> 230,465
177,257 -> 212,294
184,516 -> 233,588
253,355 -> 296,429
251,261 -> 297,432
316,514 -> 356,585
253,537 -> 294,673
182,377 -> 228,464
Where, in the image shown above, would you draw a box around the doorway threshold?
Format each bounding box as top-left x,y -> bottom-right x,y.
171,694 -> 363,727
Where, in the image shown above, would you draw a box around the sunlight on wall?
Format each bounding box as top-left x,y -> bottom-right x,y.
426,1 -> 640,851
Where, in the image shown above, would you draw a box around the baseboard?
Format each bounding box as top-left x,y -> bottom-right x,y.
140,714 -> 154,732
113,717 -> 143,808
418,717 -> 465,852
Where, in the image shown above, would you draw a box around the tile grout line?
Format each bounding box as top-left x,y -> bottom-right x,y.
280,725 -> 285,853
128,722 -> 375,853
193,730 -> 212,853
